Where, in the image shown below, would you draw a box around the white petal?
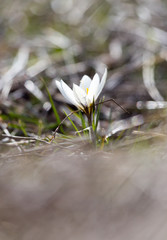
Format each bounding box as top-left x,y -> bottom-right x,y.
56,80 -> 63,94
56,80 -> 69,102
96,68 -> 107,99
73,84 -> 87,106
61,80 -> 81,107
80,75 -> 91,93
87,73 -> 100,104
56,80 -> 79,107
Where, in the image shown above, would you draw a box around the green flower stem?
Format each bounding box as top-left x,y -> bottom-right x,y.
87,113 -> 96,146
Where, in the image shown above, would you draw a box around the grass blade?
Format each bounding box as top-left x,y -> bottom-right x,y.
42,78 -> 64,133
63,110 -> 81,137
95,102 -> 101,133
78,111 -> 86,129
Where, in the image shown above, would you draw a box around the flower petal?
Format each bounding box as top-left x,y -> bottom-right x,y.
61,80 -> 82,107
73,84 -> 87,106
80,75 -> 92,93
56,80 -> 68,100
96,68 -> 107,99
56,80 -> 79,107
87,73 -> 100,104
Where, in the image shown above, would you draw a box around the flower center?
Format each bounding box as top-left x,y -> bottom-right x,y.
86,88 -> 89,94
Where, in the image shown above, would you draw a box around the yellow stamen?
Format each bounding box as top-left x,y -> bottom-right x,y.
86,88 -> 89,94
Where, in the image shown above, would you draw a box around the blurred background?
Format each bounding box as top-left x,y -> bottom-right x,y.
1,0 -> 167,239
1,0 -> 167,136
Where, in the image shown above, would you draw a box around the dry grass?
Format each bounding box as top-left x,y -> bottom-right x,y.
0,138 -> 167,240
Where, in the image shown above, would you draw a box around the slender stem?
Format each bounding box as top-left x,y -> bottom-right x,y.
87,113 -> 96,146
53,109 -> 79,138
96,98 -> 130,114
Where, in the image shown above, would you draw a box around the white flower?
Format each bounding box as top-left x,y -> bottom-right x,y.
56,68 -> 107,113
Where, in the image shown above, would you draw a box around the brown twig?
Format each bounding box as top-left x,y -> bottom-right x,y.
53,109 -> 80,138
96,98 -> 130,114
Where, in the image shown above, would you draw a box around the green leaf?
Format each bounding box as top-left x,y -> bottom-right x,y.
63,110 -> 81,138
42,78 -> 64,133
95,102 -> 101,133
78,111 -> 86,129
18,119 -> 28,136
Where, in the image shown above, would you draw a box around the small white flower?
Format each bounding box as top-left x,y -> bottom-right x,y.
56,68 -> 107,113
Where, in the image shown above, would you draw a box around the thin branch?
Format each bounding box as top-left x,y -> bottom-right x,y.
2,127 -> 23,152
96,98 -> 130,114
53,109 -> 80,138
1,134 -> 51,144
